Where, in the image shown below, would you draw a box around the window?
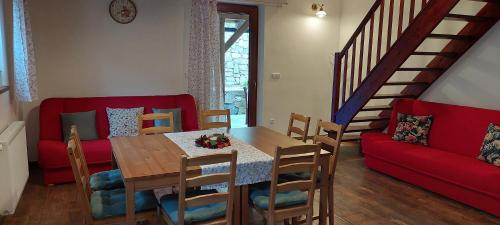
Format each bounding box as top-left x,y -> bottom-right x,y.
0,0 -> 8,94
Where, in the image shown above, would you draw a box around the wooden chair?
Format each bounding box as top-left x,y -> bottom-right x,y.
138,112 -> 174,135
67,139 -> 156,225
159,151 -> 238,225
249,144 -> 321,225
200,109 -> 231,130
70,126 -> 124,192
313,120 -> 344,225
287,113 -> 311,142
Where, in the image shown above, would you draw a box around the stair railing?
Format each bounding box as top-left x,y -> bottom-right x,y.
331,0 -> 430,123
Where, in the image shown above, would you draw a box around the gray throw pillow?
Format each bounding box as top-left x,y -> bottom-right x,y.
61,110 -> 98,143
106,107 -> 144,137
152,108 -> 183,132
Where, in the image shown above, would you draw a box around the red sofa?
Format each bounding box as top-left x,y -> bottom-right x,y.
362,99 -> 500,216
38,94 -> 199,185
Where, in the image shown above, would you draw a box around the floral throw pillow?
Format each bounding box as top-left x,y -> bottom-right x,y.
477,123 -> 500,167
106,107 -> 144,137
392,113 -> 433,145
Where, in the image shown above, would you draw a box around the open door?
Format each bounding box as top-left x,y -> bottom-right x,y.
218,4 -> 258,128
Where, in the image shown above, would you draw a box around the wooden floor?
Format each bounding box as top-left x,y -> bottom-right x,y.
2,144 -> 499,225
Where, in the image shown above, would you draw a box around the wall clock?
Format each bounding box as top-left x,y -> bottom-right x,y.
109,0 -> 137,24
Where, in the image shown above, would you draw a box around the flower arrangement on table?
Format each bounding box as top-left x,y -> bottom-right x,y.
195,133 -> 231,149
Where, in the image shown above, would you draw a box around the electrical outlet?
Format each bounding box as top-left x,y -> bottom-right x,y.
269,118 -> 275,125
271,73 -> 281,79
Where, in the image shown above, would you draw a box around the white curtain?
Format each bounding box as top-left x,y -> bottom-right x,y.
187,0 -> 223,113
13,0 -> 38,102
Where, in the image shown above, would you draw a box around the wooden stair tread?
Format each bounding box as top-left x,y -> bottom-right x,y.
445,14 -> 497,22
412,51 -> 461,58
384,81 -> 429,86
372,93 -> 417,99
427,34 -> 477,41
361,105 -> 392,111
345,125 -> 385,133
342,134 -> 361,142
397,67 -> 445,72
351,116 -> 390,122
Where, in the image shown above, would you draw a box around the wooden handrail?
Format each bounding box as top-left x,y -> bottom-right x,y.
339,0 -> 382,56
333,0 -> 460,126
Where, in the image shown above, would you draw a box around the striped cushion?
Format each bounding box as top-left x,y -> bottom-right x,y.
160,190 -> 226,225
89,169 -> 124,191
90,189 -> 156,220
249,183 -> 307,210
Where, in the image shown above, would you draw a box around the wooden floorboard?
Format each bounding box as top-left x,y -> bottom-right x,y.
1,143 -> 499,225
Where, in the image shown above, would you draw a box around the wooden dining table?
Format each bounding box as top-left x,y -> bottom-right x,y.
110,126 -> 331,225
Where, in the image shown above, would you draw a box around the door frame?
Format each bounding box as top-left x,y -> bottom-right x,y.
217,3 -> 258,127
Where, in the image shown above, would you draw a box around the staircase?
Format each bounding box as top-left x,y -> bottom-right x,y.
331,0 -> 500,142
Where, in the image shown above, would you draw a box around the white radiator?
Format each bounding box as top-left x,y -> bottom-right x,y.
0,121 -> 29,215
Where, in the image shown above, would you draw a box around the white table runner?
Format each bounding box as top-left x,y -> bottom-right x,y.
164,129 -> 273,186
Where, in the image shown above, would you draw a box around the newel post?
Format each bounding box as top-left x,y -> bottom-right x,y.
331,53 -> 342,123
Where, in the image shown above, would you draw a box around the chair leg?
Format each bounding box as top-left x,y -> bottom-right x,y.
328,179 -> 335,225
292,217 -> 299,225
306,207 -> 313,225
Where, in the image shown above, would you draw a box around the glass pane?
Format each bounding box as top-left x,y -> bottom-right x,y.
223,16 -> 250,128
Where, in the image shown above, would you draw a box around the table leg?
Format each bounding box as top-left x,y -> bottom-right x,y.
319,157 -> 329,225
125,181 -> 136,225
111,153 -> 117,169
241,185 -> 249,225
234,186 -> 241,225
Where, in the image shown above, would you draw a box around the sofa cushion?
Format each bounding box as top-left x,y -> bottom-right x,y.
160,189 -> 226,225
90,169 -> 124,191
61,110 -> 98,143
387,99 -> 500,157
392,113 -> 433,145
478,123 -> 500,166
106,107 -> 144,137
362,135 -> 500,199
39,95 -> 199,141
38,139 -> 112,169
91,189 -> 156,220
152,108 -> 183,132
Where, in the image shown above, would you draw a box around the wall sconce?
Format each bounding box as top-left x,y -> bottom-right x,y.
312,3 -> 327,18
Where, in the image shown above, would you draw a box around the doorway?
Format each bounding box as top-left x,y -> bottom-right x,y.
218,4 -> 258,128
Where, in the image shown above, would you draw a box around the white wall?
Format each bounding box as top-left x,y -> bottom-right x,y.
23,0 -> 189,160
421,23 -> 500,110
259,0 -> 341,132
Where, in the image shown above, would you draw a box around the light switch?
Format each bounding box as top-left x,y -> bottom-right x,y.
271,73 -> 281,79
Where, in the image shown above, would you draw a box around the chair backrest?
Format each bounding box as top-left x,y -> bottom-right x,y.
67,137 -> 93,223
177,151 -> 238,225
268,144 -> 321,222
70,126 -> 90,180
313,120 -> 344,176
138,112 -> 175,135
287,113 -> 311,142
200,109 -> 231,130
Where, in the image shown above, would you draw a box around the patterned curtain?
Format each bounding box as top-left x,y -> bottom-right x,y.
187,0 -> 223,113
13,0 -> 38,102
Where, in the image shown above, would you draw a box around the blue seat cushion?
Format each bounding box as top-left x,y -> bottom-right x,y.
90,188 -> 156,220
160,189 -> 227,225
90,169 -> 124,191
249,183 -> 308,210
